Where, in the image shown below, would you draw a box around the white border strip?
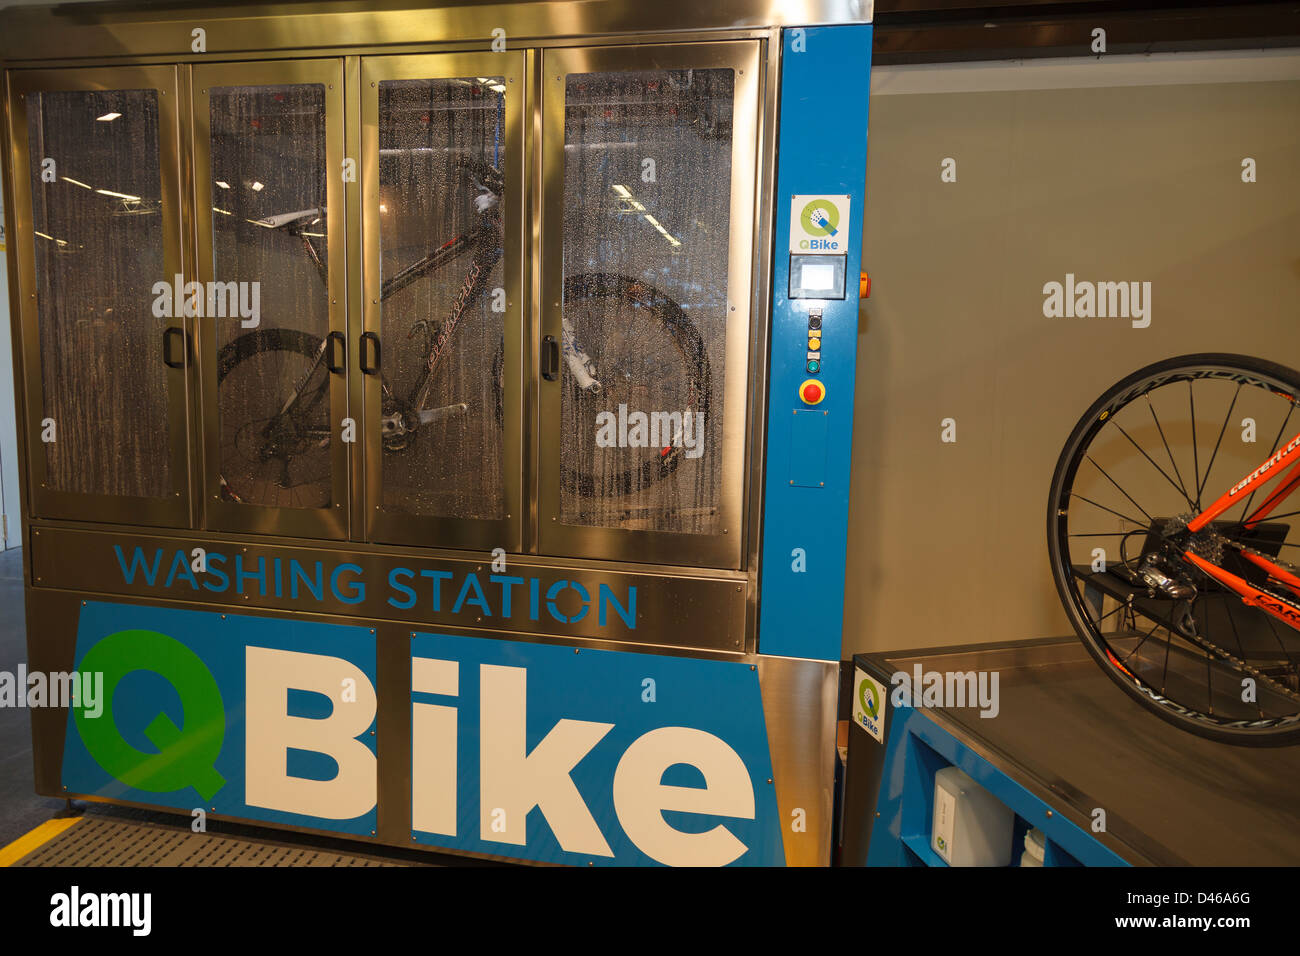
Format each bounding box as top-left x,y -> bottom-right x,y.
871,49 -> 1300,95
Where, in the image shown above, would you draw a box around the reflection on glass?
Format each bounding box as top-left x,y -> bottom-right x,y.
209,84 -> 332,510
377,77 -> 507,522
26,89 -> 171,498
559,68 -> 733,535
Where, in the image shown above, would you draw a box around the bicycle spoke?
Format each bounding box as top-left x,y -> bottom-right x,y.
1146,395 -> 1193,508
1196,383 -> 1241,504
1258,601 -> 1298,669
1068,492 -> 1149,529
1112,420 -> 1197,512
1118,617 -> 1164,666
1203,617 -> 1214,716
1221,603 -> 1265,720
1085,455 -> 1155,524
1189,381 -> 1201,511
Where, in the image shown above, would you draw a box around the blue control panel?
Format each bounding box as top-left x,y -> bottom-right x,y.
759,25 -> 872,661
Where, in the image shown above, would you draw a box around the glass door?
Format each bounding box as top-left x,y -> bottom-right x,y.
193,60 -> 348,538
8,66 -> 192,527
538,42 -> 760,569
360,53 -> 525,551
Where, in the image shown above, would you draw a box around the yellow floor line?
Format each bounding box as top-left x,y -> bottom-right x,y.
0,816 -> 83,867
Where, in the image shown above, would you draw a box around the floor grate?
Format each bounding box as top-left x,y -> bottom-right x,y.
13,816 -> 416,867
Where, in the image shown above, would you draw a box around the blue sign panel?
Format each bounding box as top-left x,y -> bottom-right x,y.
62,602 -> 378,836
409,632 -> 785,866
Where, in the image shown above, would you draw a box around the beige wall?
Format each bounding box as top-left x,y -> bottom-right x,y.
844,52 -> 1300,656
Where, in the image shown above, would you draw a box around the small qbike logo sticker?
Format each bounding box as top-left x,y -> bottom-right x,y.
790,194 -> 850,254
852,667 -> 886,743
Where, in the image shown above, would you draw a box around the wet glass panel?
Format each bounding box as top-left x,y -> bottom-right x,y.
209,84 -> 332,510
26,89 -> 170,498
559,68 -> 733,535
377,77 -> 507,522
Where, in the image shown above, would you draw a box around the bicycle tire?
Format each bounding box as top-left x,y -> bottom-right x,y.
1048,352 -> 1300,746
215,328 -> 331,503
559,272 -> 711,499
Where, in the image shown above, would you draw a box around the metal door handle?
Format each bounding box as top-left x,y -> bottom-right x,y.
359,332 -> 381,375
326,331 -> 346,374
541,335 -> 559,381
162,326 -> 189,369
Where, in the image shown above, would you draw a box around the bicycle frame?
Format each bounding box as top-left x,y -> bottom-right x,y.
1180,432 -> 1300,628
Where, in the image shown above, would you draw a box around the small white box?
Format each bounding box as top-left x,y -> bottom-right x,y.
931,767 -> 1015,867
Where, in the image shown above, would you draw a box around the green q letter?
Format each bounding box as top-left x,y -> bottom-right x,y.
800,200 -> 840,238
75,629 -> 227,801
858,679 -> 879,720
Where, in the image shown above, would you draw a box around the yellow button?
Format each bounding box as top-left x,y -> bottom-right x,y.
808,336 -> 822,350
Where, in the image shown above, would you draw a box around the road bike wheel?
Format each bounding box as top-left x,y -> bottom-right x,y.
1048,353 -> 1300,746
559,273 -> 711,499
215,328 -> 332,509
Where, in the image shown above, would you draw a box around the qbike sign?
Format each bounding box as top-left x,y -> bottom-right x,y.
62,602 -> 784,866
790,194 -> 850,254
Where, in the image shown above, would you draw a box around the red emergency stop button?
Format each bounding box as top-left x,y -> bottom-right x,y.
799,379 -> 825,405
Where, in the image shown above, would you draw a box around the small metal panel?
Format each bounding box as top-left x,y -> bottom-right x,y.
359,52 -> 527,553
13,816 -> 412,866
28,526 -> 747,652
192,58 -> 349,540
757,654 -> 838,866
536,40 -> 761,570
758,25 -> 872,661
5,65 -> 193,529
789,408 -> 829,488
0,1 -> 874,63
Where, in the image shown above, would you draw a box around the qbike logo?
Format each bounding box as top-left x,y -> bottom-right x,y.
858,678 -> 879,719
800,200 -> 839,238
69,618 -> 773,866
75,630 -> 228,801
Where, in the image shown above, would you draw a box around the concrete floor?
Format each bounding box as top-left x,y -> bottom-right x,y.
0,547 -> 68,849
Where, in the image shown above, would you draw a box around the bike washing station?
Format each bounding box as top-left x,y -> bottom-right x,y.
0,0 -> 873,866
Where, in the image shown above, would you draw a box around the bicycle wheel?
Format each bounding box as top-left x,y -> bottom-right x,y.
1048,353 -> 1300,746
559,272 -> 711,500
215,328 -> 332,509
